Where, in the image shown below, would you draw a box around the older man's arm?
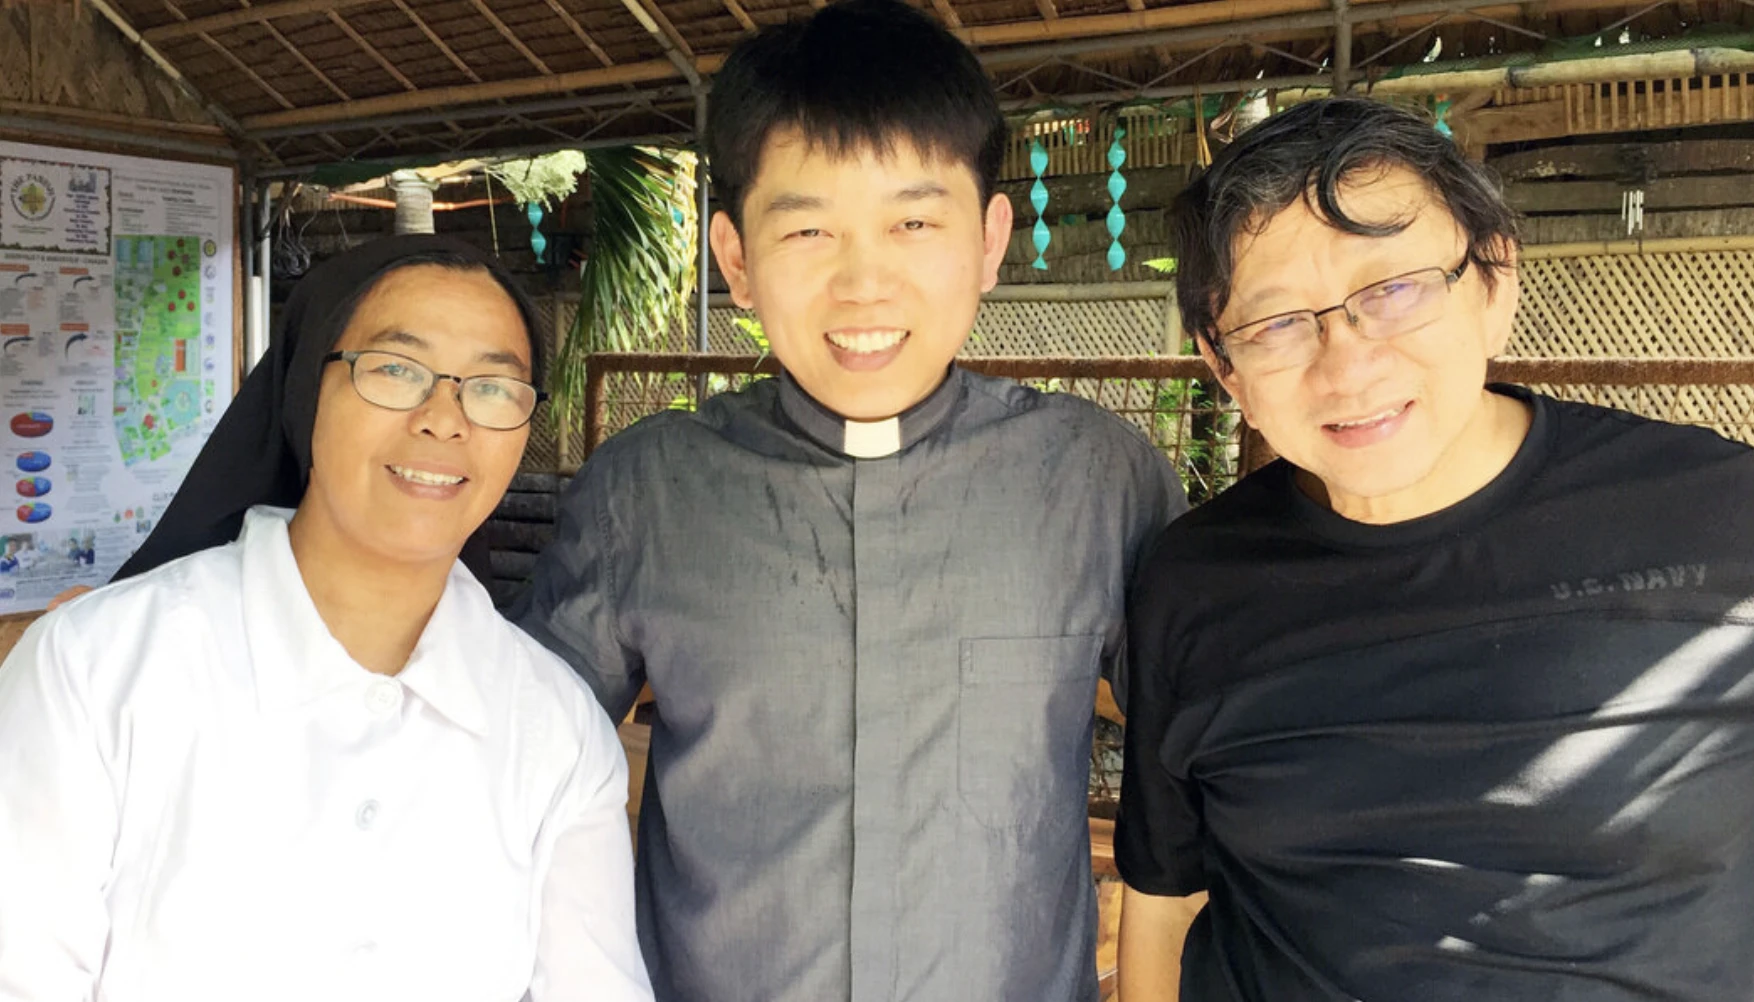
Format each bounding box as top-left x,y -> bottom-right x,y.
1117,887 -> 1206,1002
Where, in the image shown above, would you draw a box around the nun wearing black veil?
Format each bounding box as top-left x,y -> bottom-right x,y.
0,236 -> 653,1002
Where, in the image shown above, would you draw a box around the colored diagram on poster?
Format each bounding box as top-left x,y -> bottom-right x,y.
114,235 -> 205,464
0,139 -> 233,615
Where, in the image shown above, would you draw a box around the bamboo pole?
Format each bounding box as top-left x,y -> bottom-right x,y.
955,0 -> 1627,49
959,0 -> 1301,47
1366,47 -> 1754,94
1522,235 -> 1754,258
142,0 -> 377,42
0,114 -> 238,160
694,283 -> 1179,308
576,353 -> 1754,396
242,56 -> 723,131
0,100 -> 228,137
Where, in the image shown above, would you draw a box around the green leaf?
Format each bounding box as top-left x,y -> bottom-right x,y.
551,146 -> 700,425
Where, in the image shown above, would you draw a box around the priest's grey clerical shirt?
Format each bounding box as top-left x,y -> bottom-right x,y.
516,366 -> 1185,1002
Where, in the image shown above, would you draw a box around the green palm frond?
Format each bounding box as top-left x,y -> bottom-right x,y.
550,145 -> 699,426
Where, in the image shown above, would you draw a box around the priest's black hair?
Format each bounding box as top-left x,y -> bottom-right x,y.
703,0 -> 1007,231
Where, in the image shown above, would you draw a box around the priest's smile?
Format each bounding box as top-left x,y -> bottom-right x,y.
825,327 -> 909,372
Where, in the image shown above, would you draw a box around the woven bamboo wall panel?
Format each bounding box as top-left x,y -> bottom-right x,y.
0,6 -> 212,124
1513,252 -> 1754,357
1002,110 -> 1201,182
1492,73 -> 1754,136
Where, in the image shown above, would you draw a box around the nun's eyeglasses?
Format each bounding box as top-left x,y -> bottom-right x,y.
323,350 -> 545,431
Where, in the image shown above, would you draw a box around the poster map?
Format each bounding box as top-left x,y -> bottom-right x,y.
0,142 -> 233,614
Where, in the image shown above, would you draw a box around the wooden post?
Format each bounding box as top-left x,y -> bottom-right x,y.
583,362 -> 607,462
553,296 -> 572,471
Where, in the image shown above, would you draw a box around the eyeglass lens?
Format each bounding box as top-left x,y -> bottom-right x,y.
349,351 -> 538,430
1222,267 -> 1455,372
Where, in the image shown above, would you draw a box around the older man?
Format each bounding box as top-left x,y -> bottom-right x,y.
1116,97 -> 1754,1002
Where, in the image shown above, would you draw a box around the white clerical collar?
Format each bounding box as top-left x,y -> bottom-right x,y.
843,417 -> 903,459
777,367 -> 964,460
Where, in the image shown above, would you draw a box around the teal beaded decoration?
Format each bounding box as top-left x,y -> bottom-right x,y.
1029,138 -> 1050,271
526,202 -> 547,263
1106,128 -> 1127,271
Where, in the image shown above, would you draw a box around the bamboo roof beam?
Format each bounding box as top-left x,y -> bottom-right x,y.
242,55 -> 722,131
161,0 -> 356,103
141,0 -> 376,42
956,0 -> 1326,45
719,0 -> 759,33
930,0 -> 963,29
618,0 -> 701,86
205,34 -> 297,110
625,0 -> 697,58
1035,0 -> 1060,22
236,0 -> 1683,135
394,0 -> 485,83
539,0 -> 617,67
0,98 -> 229,136
954,0 -> 1663,47
466,0 -> 555,75
262,19 -> 353,101
1365,45 -> 1754,92
148,2 -> 298,110
328,9 -> 419,91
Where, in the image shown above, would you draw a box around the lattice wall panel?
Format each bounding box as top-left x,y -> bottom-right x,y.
520,296 -> 563,473
587,369 -> 1241,499
1513,251 -> 1754,358
965,299 -> 1170,356
554,295 -> 1174,359
1529,382 -> 1754,445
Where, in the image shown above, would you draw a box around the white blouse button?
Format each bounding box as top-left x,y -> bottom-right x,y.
356,799 -> 380,831
364,679 -> 403,715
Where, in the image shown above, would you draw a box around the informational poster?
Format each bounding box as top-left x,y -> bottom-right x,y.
0,140 -> 233,614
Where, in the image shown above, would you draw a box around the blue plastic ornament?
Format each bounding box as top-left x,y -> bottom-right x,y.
526,202 -> 547,263
1029,137 -> 1051,271
1106,128 -> 1128,271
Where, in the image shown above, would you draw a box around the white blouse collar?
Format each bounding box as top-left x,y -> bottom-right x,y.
239,506 -> 493,737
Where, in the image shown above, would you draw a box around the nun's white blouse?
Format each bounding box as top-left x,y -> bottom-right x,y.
0,507 -> 652,1002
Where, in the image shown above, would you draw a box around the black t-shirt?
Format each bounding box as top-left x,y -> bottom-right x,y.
1116,386 -> 1754,1002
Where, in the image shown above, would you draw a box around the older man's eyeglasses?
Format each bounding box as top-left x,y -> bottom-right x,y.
323,350 -> 545,431
1215,259 -> 1470,374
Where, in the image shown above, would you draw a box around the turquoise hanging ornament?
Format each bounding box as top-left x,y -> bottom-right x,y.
1106,128 -> 1128,271
526,202 -> 547,264
1432,96 -> 1455,137
1029,137 -> 1051,271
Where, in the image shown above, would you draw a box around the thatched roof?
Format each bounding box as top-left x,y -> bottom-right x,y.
76,0 -> 1754,175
